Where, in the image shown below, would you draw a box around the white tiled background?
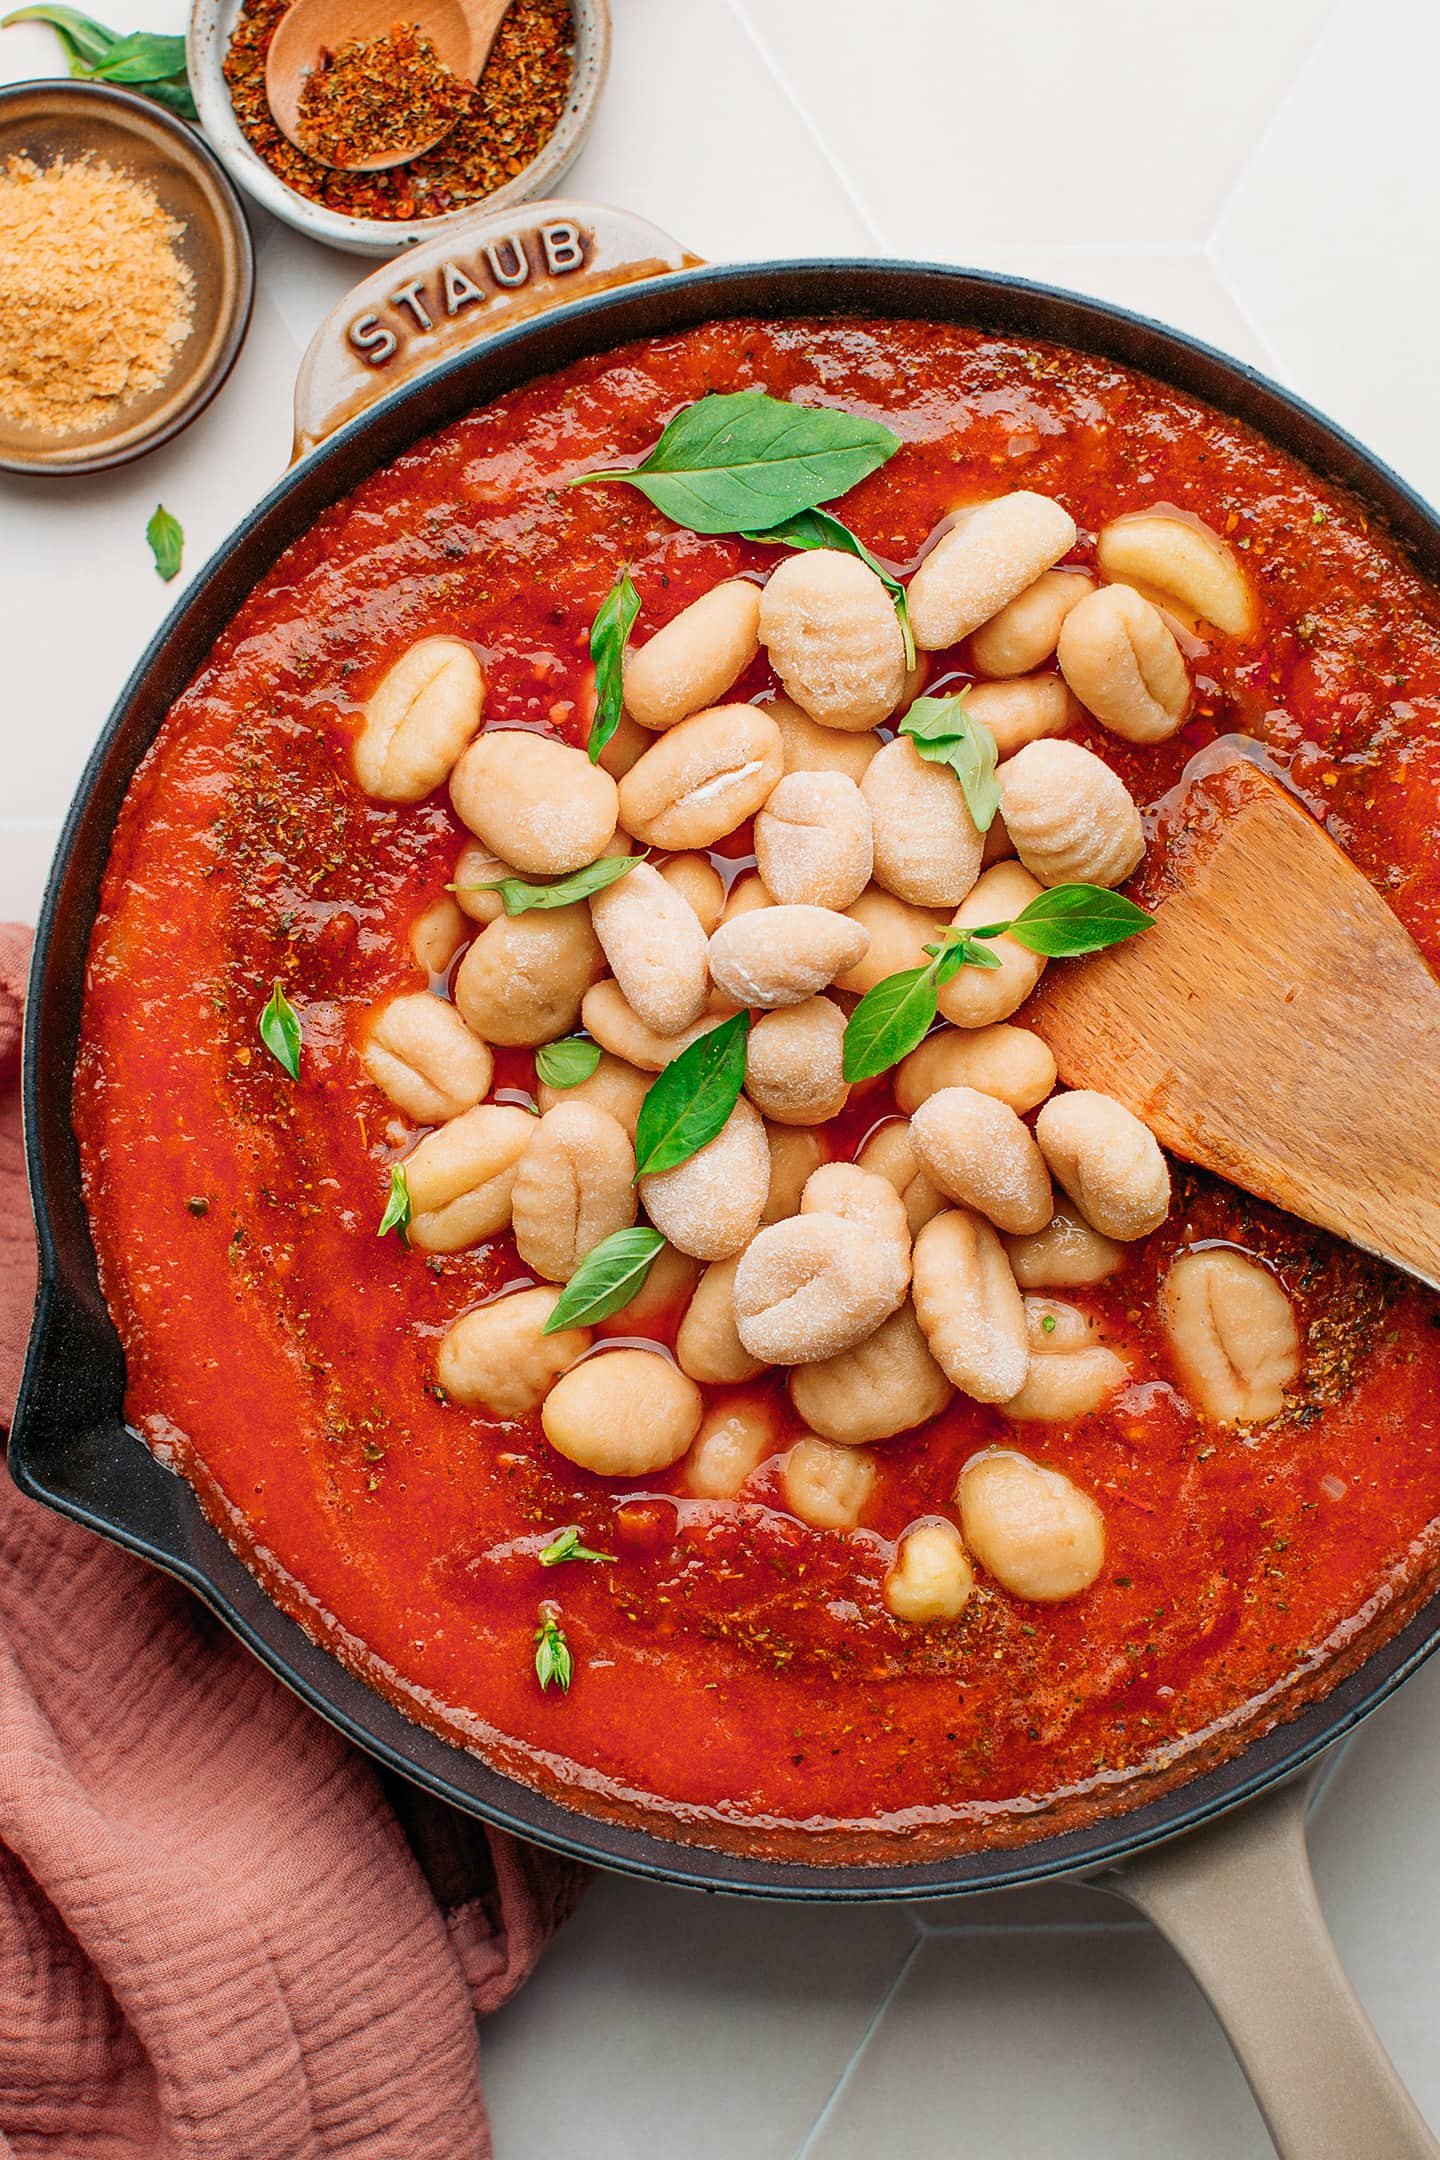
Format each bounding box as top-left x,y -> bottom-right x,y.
4,2 -> 1439,2153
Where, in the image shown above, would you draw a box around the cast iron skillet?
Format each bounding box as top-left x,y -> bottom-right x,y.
11,202 -> 1440,2160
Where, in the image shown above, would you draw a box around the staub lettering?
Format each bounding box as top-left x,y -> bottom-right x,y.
346,220 -> 591,369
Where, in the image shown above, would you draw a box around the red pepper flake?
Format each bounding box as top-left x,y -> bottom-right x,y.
295,21 -> 475,168
224,0 -> 574,221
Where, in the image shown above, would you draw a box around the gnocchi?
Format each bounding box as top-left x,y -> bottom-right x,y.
907,492 -> 1077,651
745,997 -> 849,1125
754,770 -> 873,910
510,1101 -> 636,1282
758,549 -> 906,731
438,1287 -> 589,1419
835,886 -> 949,996
451,838 -> 515,925
1057,583 -> 1191,744
1160,1248 -> 1300,1425
884,1520 -> 975,1623
409,894 -> 466,978
657,851 -> 726,935
618,704 -> 784,850
405,1102 -> 536,1252
356,637 -> 483,802
450,729 -> 618,874
542,1348 -> 702,1475
789,1301 -> 951,1445
960,674 -> 1079,760
1096,511 -> 1255,638
624,579 -> 761,730
536,1048 -> 649,1135
895,1023 -> 1057,1117
969,569 -> 1095,678
454,905 -> 604,1047
997,738 -> 1145,890
1005,1210 -> 1124,1289
361,994 -> 492,1123
581,981 -> 731,1072
588,860 -> 711,1036
1003,1300 -> 1128,1423
782,1434 -> 877,1529
762,1123 -> 828,1221
708,905 -> 868,1008
910,1086 -> 1052,1237
911,1208 -> 1029,1403
684,1395 -> 780,1497
935,861 -> 1048,1028
957,1450 -> 1106,1601
1034,1090 -> 1171,1242
733,1212 -> 905,1365
675,1256 -> 765,1385
862,736 -> 984,909
770,695 -> 882,782
639,1095 -> 771,1261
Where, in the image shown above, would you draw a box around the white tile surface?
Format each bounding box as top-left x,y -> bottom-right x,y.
3,4 -> 1440,2156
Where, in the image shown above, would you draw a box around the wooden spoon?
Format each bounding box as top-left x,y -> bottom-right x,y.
265,0 -> 510,171
1030,743 -> 1440,1291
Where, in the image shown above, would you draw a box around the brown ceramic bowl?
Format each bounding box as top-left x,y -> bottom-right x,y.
0,79 -> 254,476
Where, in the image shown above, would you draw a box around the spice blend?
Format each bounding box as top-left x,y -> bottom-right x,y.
0,152 -> 194,435
294,22 -> 473,168
224,0 -> 574,220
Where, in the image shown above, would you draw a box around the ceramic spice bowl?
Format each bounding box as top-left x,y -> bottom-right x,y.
188,0 -> 610,258
0,79 -> 255,477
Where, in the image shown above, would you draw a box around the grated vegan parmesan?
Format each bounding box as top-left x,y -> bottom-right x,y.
0,152 -> 195,436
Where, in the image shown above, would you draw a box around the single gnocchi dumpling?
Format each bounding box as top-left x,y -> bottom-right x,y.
957,1449 -> 1106,1602
884,1519 -> 975,1623
745,996 -> 849,1125
896,1023 -> 1057,1117
996,737 -> 1145,891
1096,511 -> 1255,639
1002,1298 -> 1128,1423
624,579 -> 761,731
437,1286 -> 590,1420
1035,1090 -> 1170,1242
409,894 -> 466,978
684,1395 -> 781,1497
800,1160 -> 913,1311
542,1347 -> 702,1476
935,861 -> 1047,1029
961,674 -> 1079,760
454,905 -> 604,1047
355,637 -> 484,802
782,1433 -> 877,1529
733,1211 -> 906,1365
969,569 -> 1095,679
708,906 -> 868,1009
510,1100 -> 637,1283
907,492 -> 1077,652
450,729 -> 618,874
770,694 -> 883,782
581,982 -> 733,1072
754,769 -> 873,910
759,549 -> 907,731
911,1208 -> 1029,1404
1057,583 -> 1191,744
360,993 -> 493,1123
639,1095 -> 771,1261
862,736 -> 984,909
657,851 -> 726,935
1160,1247 -> 1301,1425
619,704 -> 785,849
1005,1210 -> 1124,1289
405,1101 -> 537,1252
589,860 -> 711,1036
536,1048 -> 650,1136
789,1300 -> 951,1445
910,1086 -> 1052,1237
675,1256 -> 766,1386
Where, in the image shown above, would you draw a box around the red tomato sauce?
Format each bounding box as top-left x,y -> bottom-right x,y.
74,318 -> 1440,1862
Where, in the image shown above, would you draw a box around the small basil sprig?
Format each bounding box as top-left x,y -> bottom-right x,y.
539,1526 -> 614,1566
575,391 -> 899,535
2,5 -> 197,113
377,1165 -> 412,1245
901,695 -> 1000,832
535,1036 -> 603,1089
841,884 -> 1155,1082
258,980 -> 301,1080
542,1224 -> 666,1334
632,1011 -> 750,1178
742,506 -> 915,668
466,852 -> 644,917
146,504 -> 183,583
534,1610 -> 573,1692
588,567 -> 640,764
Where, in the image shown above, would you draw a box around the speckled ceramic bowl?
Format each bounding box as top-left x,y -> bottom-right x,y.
0,79 -> 254,476
188,0 -> 609,258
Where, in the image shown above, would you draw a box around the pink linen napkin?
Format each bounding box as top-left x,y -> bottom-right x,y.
0,924 -> 587,2159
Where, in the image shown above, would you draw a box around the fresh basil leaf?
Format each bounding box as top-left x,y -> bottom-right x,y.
539,1526 -> 614,1566
901,695 -> 1001,832
741,506 -> 915,668
841,967 -> 939,1083
377,1165 -> 411,1244
542,1225 -> 666,1334
1000,884 -> 1156,957
588,567 -> 640,764
133,73 -> 198,117
86,27 -> 185,78
575,392 -> 900,536
477,852 -> 643,916
632,1011 -> 750,1177
1,3 -> 118,64
924,933 -> 1003,986
146,503 -> 183,582
258,980 -> 301,1080
534,1611 -> 573,1691
534,1036 -> 603,1089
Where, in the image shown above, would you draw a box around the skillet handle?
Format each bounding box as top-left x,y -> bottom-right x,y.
1098,1768 -> 1438,2160
290,198 -> 701,461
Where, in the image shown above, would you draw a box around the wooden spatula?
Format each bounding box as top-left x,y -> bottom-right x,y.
1029,743 -> 1440,1291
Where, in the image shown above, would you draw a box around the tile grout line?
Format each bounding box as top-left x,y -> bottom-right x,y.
1206,0 -> 1346,253
789,1934 -> 924,2160
722,0 -> 889,250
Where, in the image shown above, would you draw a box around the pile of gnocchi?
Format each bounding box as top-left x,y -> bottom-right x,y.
348,488 -> 1302,1625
